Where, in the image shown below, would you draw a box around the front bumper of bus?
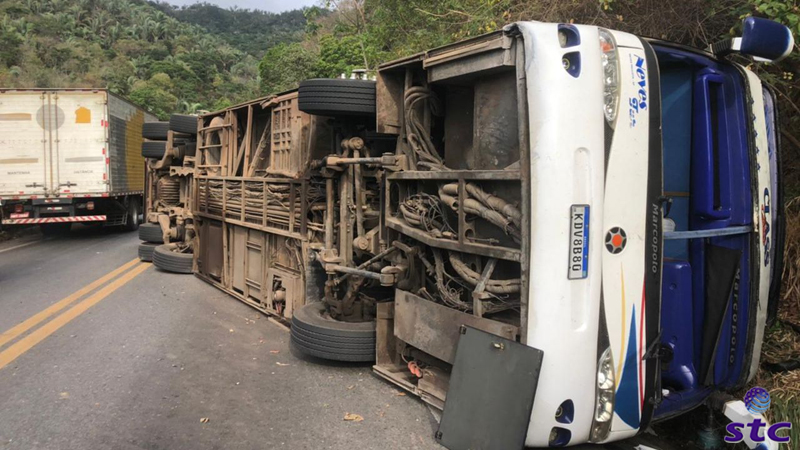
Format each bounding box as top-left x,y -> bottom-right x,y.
514,22 -> 660,446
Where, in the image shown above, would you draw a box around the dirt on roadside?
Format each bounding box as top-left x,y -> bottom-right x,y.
0,225 -> 37,244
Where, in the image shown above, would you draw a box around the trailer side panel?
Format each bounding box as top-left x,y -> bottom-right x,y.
108,93 -> 155,194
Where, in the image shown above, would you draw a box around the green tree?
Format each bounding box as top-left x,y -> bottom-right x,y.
129,73 -> 178,119
257,42 -> 318,94
315,34 -> 370,78
0,30 -> 23,67
211,97 -> 232,112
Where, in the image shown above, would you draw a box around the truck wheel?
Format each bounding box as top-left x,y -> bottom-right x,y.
142,121 -> 169,140
290,302 -> 375,362
124,198 -> 140,231
138,223 -> 164,243
40,223 -> 71,235
169,114 -> 197,135
138,242 -> 157,262
298,79 -> 376,117
152,244 -> 193,274
142,141 -> 167,159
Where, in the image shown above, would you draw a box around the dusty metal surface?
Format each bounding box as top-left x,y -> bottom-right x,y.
436,326 -> 543,450
394,290 -> 518,364
144,127 -> 196,250
192,94 -> 329,320
369,33 -> 529,410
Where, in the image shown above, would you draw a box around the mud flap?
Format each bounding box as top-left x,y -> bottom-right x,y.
436,326 -> 544,450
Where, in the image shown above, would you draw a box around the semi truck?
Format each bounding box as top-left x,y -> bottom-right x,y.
0,89 -> 157,233
190,17 -> 792,449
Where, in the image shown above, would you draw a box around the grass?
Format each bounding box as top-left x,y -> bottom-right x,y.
746,196 -> 800,445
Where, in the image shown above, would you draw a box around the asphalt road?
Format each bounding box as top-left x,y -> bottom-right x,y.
0,226 -> 441,450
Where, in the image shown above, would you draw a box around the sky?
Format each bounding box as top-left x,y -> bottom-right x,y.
162,0 -> 319,13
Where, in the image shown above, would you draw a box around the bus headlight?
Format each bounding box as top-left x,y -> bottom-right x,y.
590,347 -> 615,442
598,29 -> 619,127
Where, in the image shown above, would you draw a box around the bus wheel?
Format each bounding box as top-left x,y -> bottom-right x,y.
290,302 -> 375,362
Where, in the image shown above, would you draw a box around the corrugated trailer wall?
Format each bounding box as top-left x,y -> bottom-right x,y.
108,93 -> 157,194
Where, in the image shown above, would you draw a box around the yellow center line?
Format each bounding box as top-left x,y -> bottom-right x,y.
0,257 -> 141,349
0,262 -> 151,371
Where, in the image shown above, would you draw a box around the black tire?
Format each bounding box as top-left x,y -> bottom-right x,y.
40,223 -> 71,235
152,244 -> 193,274
292,325 -> 374,348
138,223 -> 163,243
169,114 -> 198,135
138,242 -> 157,262
290,302 -> 375,362
124,198 -> 140,231
184,141 -> 196,157
142,141 -> 167,159
298,79 -> 376,117
290,338 -> 374,362
142,121 -> 169,140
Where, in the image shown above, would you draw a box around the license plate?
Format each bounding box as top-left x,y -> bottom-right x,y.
568,205 -> 590,279
9,212 -> 29,219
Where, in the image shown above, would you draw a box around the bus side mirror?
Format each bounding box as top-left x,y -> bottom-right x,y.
710,17 -> 794,63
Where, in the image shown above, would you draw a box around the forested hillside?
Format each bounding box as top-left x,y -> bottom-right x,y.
150,2 -> 308,58
0,0 -> 306,119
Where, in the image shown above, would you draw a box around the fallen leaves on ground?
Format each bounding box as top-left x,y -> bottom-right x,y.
276,362 -> 290,366
269,350 -> 280,354
200,417 -> 209,423
343,413 -> 363,422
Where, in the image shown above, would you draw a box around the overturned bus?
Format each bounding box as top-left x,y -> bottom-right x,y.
190,18 -> 791,448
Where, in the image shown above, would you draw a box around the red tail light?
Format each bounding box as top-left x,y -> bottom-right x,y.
87,201 -> 95,211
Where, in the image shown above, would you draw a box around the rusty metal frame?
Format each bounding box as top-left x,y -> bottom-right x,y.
187,30 -> 533,414
371,33 -> 531,410
192,93 -> 326,322
143,127 -> 196,246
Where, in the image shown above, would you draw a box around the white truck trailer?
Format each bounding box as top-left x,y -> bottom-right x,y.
0,89 -> 157,233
